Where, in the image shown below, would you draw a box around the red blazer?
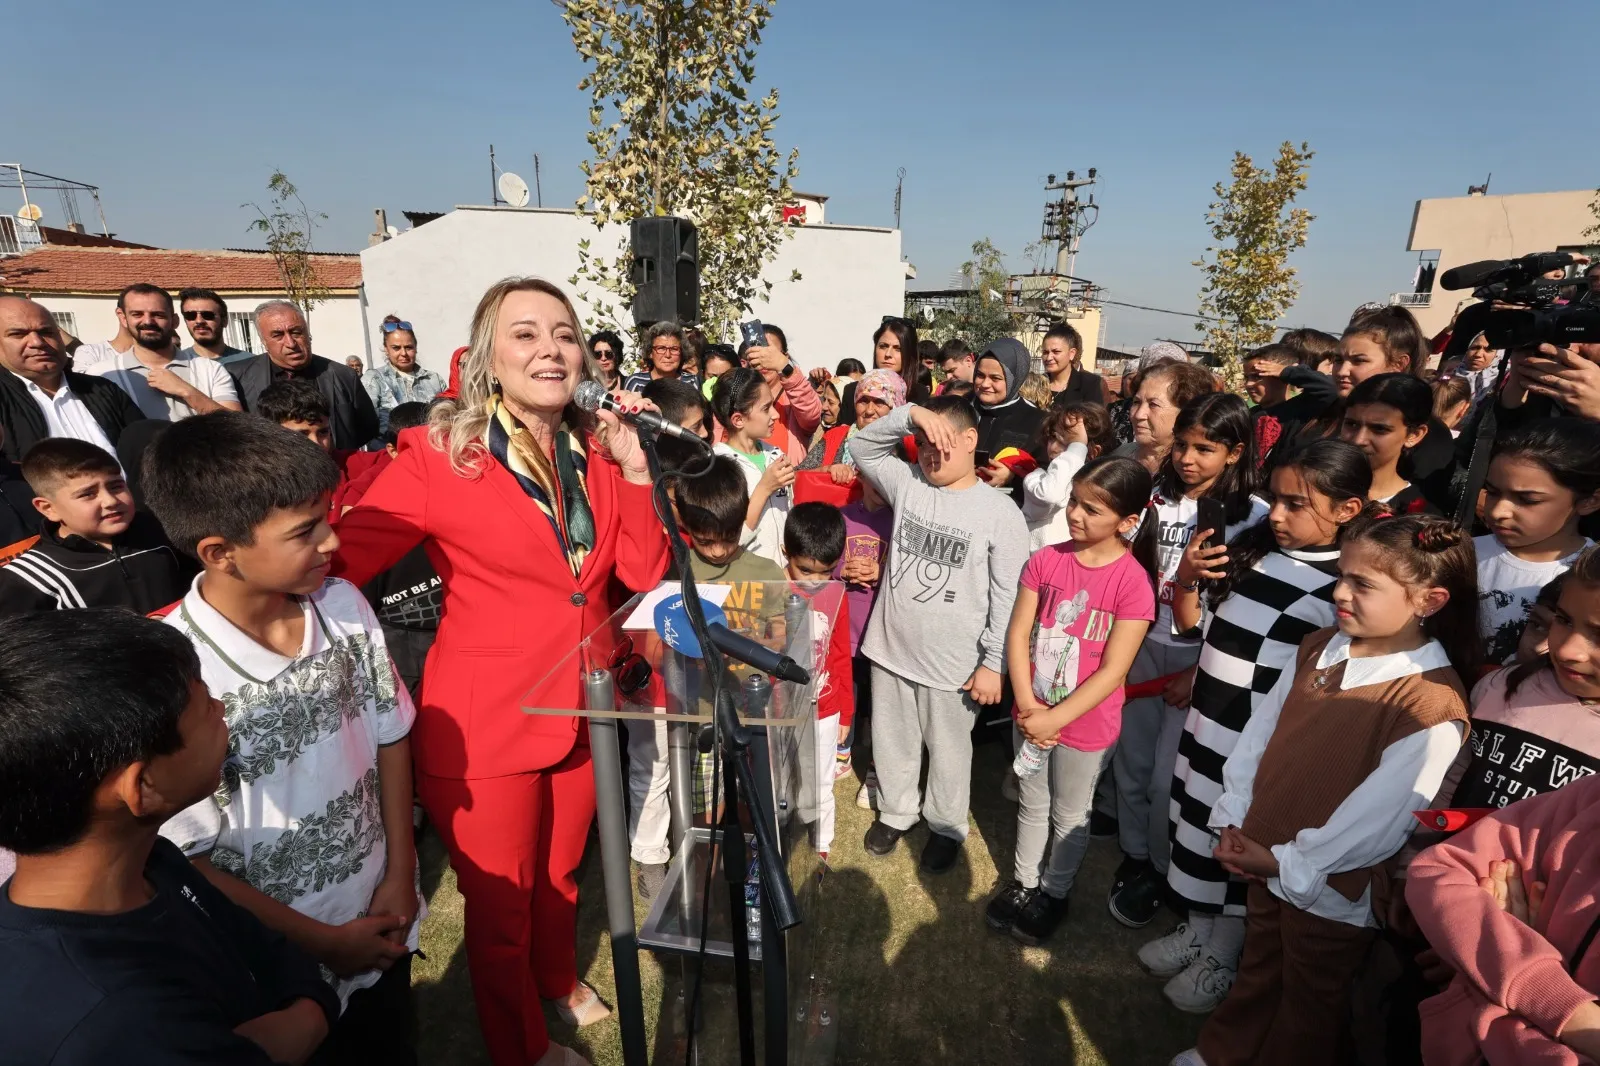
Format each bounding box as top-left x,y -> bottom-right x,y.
332,427 -> 669,780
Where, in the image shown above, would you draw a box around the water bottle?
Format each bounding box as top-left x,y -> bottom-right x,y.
1013,740 -> 1049,779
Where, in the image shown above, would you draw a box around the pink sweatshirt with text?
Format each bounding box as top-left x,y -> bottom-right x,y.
1407,774 -> 1600,1065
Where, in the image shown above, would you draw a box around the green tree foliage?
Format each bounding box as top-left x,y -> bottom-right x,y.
919,238 -> 1014,349
1194,142 -> 1314,389
244,171 -> 329,315
558,0 -> 801,343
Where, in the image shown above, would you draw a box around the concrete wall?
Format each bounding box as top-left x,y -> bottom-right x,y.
30,292 -> 366,365
1407,189 -> 1596,336
359,206 -> 904,376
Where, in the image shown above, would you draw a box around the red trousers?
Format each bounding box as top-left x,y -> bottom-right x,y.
417,734 -> 596,1066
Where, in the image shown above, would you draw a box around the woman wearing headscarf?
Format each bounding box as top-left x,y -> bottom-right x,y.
971,337 -> 1045,505
799,368 -> 908,482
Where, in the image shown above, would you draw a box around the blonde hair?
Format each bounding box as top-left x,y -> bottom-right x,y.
1019,371 -> 1052,409
429,277 -> 599,476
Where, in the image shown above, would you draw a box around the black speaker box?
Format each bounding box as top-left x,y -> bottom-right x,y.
629,216 -> 699,326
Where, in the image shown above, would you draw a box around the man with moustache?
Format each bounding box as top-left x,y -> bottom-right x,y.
85,285 -> 241,421
0,296 -> 146,461
231,301 -> 378,450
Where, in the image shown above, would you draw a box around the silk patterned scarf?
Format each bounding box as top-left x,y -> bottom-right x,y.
485,394 -> 595,577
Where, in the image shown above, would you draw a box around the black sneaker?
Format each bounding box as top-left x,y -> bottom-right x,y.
1089,810 -> 1118,840
985,880 -> 1035,932
1011,889 -> 1070,946
1108,865 -> 1166,928
1110,855 -> 1149,896
919,832 -> 961,875
863,821 -> 904,857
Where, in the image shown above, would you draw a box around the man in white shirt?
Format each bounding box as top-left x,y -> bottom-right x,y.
177,288 -> 254,368
86,285 -> 241,422
0,296 -> 145,461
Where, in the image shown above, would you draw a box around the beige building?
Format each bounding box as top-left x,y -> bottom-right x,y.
1398,188 -> 1598,337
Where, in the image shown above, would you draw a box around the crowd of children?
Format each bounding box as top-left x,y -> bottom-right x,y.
7,287 -> 1600,1066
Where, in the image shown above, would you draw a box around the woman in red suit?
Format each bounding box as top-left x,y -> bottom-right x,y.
334,277 -> 669,1066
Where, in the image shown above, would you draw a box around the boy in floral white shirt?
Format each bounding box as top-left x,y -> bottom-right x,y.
145,411 -> 420,1064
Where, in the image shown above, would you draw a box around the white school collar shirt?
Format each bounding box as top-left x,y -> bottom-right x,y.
158,576 -> 421,1004
1209,630 -> 1464,927
7,370 -> 118,455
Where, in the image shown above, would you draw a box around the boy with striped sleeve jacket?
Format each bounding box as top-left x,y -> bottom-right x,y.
0,438 -> 191,616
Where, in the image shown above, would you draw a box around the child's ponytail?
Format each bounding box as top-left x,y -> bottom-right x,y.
1345,513 -> 1482,682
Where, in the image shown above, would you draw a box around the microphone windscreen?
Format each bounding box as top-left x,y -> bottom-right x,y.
654,594 -> 728,659
1439,260 -> 1509,291
573,379 -> 607,413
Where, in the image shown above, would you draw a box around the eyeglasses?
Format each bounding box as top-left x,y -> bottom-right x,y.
608,635 -> 652,698
382,320 -> 414,334
183,310 -> 219,322
880,315 -> 911,328
651,344 -> 682,355
592,347 -> 615,360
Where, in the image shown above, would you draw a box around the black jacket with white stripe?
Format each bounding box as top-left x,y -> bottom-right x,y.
0,511 -> 193,616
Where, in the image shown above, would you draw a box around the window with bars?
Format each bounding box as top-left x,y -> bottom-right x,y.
225,312 -> 259,352
50,311 -> 78,338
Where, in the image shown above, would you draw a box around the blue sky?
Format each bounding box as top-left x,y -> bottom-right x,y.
11,0 -> 1599,348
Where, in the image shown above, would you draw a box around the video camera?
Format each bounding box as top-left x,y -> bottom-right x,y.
1440,251 -> 1600,359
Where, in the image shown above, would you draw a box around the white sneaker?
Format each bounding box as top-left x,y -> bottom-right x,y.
1169,1049 -> 1208,1066
1138,922 -> 1204,978
1163,953 -> 1236,1014
855,772 -> 879,811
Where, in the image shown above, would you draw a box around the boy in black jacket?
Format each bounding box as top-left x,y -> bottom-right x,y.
0,608 -> 339,1065
0,437 -> 192,614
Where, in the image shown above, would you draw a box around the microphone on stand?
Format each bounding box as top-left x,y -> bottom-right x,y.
574,380 -> 711,448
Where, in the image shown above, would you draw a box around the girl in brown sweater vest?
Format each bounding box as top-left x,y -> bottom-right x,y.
1172,514 -> 1479,1066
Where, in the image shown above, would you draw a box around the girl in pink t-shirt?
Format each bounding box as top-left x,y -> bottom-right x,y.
985,456 -> 1158,946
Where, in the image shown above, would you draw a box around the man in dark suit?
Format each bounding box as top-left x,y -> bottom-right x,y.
1042,323 -> 1106,408
0,295 -> 146,462
231,300 -> 379,450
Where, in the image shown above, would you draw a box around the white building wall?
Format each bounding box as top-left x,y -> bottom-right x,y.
359,206 -> 903,376
27,292 -> 365,365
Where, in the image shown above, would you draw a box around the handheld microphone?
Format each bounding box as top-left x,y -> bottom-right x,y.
574,380 -> 711,448
655,595 -> 812,685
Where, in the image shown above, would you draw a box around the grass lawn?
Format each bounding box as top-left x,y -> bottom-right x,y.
413,739 -> 1204,1064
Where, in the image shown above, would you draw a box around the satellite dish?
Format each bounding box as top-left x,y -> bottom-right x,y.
16,203 -> 42,222
498,172 -> 530,208
386,225 -> 400,238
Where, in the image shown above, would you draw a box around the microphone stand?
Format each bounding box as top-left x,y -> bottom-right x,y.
635,431 -> 799,1066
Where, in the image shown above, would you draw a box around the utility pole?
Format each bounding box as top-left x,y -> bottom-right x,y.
1041,169 -> 1099,278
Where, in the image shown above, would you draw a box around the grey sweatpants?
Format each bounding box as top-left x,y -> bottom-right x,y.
872,663 -> 977,841
1013,730 -> 1111,898
1113,639 -> 1201,873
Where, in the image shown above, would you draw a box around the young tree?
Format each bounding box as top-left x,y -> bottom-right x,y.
1584,185 -> 1600,244
558,0 -> 802,343
921,238 -> 1014,349
244,171 -> 329,316
1194,142 -> 1314,389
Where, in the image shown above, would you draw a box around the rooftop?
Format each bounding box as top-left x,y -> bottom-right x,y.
0,246 -> 363,295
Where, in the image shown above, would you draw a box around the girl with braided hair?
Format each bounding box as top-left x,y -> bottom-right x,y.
1171,513 -> 1478,1066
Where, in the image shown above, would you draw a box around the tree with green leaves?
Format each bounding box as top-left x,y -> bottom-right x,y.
244,171 -> 329,316
1584,185 -> 1600,244
1194,141 -> 1315,388
918,237 -> 1014,349
557,0 -> 801,344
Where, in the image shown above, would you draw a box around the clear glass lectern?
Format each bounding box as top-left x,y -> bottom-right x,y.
521,579 -> 846,1066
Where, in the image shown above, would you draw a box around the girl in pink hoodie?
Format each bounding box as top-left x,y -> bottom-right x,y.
1406,773 -> 1600,1064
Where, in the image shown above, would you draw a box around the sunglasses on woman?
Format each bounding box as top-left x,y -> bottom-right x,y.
382,320 -> 414,333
